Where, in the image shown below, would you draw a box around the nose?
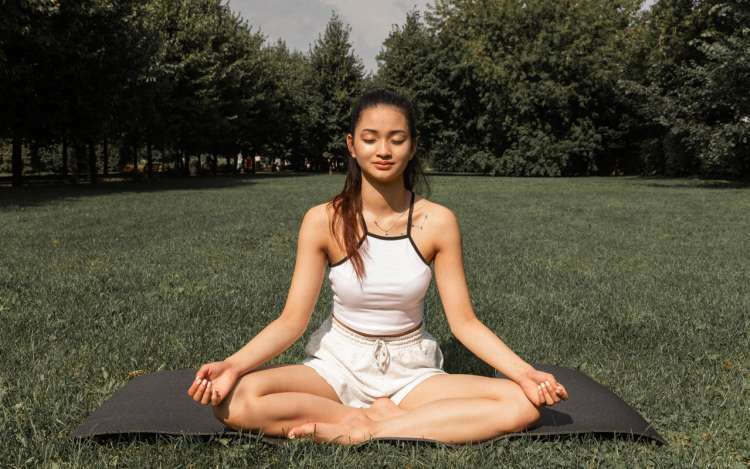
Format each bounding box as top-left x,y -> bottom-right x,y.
376,139 -> 392,158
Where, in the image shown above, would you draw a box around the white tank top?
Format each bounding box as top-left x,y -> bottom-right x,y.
328,191 -> 433,335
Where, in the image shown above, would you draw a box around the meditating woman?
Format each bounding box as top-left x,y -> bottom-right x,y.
187,88 -> 569,445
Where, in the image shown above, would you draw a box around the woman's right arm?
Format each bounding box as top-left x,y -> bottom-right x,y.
189,205 -> 330,405
223,204 -> 330,376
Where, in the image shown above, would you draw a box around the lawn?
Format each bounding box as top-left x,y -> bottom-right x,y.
1,174 -> 748,467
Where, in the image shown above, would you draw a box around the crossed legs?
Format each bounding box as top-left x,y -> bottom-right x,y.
213,364 -> 541,445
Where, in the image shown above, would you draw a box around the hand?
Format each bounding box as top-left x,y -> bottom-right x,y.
517,368 -> 569,407
186,360 -> 240,407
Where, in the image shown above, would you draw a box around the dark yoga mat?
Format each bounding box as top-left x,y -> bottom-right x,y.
72,365 -> 665,447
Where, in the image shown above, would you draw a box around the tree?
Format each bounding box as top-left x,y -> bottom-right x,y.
0,0 -> 58,186
264,40 -> 313,170
306,11 -> 365,171
374,9 -> 451,169
424,0 -> 641,176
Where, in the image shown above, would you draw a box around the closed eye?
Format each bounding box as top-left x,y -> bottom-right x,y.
363,140 -> 406,144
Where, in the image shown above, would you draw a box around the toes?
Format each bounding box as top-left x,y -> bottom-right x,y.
288,423 -> 316,439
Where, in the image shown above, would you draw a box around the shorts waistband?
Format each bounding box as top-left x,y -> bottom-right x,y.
330,315 -> 425,347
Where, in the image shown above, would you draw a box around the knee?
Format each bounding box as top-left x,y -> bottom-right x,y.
499,384 -> 541,433
513,398 -> 541,432
212,389 -> 262,431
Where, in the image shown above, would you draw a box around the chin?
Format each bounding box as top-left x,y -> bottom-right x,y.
364,171 -> 403,184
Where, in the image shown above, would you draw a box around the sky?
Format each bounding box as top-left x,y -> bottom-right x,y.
227,0 -> 658,75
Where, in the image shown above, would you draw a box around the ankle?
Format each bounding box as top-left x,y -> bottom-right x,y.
355,408 -> 382,439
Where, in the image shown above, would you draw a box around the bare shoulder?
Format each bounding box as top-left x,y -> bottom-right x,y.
414,197 -> 460,251
416,198 -> 459,232
299,202 -> 332,244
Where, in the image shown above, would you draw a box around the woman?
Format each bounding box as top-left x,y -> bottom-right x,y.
187,88 -> 569,445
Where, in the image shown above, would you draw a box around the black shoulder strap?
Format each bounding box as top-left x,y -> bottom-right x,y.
406,190 -> 415,236
360,210 -> 369,234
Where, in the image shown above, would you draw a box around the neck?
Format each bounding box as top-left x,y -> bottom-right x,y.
360,175 -> 410,218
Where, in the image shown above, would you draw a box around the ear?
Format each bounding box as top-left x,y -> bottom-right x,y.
346,134 -> 356,158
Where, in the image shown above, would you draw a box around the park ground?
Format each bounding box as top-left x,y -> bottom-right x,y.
0,175 -> 748,467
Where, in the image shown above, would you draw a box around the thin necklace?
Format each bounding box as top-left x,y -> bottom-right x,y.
370,194 -> 410,235
372,209 -> 408,235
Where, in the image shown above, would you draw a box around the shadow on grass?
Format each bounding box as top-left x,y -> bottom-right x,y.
83,431 -> 275,446
81,425 -> 662,450
634,176 -> 750,190
0,172 -> 319,209
441,335 -> 496,377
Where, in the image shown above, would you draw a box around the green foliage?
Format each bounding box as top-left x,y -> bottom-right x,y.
375,0 -> 641,176
306,11 -> 365,169
622,0 -> 750,177
374,9 -> 451,163
0,0 -> 342,180
1,0 -> 747,179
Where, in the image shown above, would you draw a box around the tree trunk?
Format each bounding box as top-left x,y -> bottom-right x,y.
102,138 -> 109,178
30,141 -> 40,174
74,143 -> 84,184
61,138 -> 68,180
183,153 -> 190,177
211,153 -> 217,175
88,141 -> 97,185
132,144 -> 138,178
147,142 -> 153,178
11,133 -> 23,187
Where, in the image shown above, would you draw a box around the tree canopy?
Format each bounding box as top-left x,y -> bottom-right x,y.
1,0 -> 747,185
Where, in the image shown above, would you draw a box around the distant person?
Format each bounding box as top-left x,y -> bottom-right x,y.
188,88 -> 568,445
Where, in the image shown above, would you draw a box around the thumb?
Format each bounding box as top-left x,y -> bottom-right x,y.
196,363 -> 212,381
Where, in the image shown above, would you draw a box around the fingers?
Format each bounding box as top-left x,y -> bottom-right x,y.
211,389 -> 221,406
201,381 -> 213,405
187,363 -> 216,401
187,377 -> 202,397
196,364 -> 210,381
537,380 -> 561,406
189,378 -> 210,403
547,376 -> 567,400
538,381 -> 554,405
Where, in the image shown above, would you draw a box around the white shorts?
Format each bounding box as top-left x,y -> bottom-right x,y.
301,315 -> 448,408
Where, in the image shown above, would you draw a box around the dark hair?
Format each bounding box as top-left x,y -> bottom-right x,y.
328,88 -> 430,282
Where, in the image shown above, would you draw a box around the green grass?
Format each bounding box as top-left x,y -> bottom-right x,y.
1,174 -> 748,468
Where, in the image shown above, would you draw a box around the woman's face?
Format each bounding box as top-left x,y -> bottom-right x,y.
347,105 -> 415,183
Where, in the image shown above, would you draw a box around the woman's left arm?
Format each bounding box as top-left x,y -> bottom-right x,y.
432,207 -> 568,404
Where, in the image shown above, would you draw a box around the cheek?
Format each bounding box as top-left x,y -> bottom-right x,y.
354,141 -> 372,155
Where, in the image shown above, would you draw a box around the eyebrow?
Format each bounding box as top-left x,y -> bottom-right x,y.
360,129 -> 408,135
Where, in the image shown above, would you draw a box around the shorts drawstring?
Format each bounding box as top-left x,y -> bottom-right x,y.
373,339 -> 390,373
329,315 -> 424,375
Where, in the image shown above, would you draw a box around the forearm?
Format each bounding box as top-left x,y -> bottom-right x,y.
452,319 -> 534,382
224,318 -> 305,376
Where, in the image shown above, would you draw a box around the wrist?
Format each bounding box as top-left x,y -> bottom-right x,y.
223,357 -> 245,376
507,362 -> 536,383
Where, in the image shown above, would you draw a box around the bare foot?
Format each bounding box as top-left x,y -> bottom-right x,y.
287,408 -> 379,445
364,397 -> 407,422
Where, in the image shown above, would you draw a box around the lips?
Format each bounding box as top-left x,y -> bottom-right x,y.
374,162 -> 393,169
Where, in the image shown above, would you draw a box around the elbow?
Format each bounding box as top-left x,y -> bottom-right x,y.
449,316 -> 479,338
275,315 -> 308,338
